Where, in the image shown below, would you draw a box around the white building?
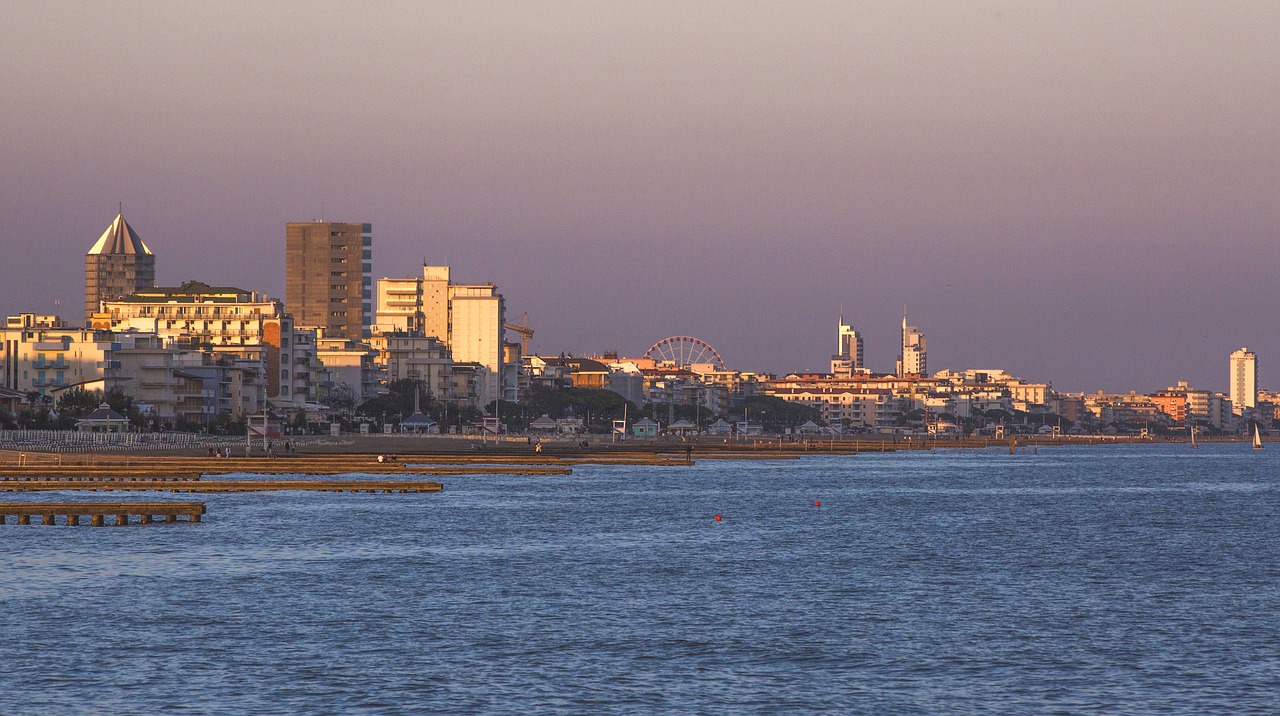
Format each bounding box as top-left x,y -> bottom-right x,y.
379,334 -> 454,399
1230,347 -> 1257,415
315,337 -> 380,406
99,281 -> 283,347
831,308 -> 865,377
375,265 -> 506,406
1,317 -> 117,397
897,312 -> 927,378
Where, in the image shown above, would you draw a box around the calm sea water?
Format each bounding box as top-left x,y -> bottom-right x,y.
1,443 -> 1278,714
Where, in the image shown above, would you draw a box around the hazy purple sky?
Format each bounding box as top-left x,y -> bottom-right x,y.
3,1 -> 1278,393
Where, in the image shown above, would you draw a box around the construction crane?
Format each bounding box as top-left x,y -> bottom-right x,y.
504,312 -> 535,353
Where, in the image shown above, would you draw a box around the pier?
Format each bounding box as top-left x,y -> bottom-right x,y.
0,501 -> 205,526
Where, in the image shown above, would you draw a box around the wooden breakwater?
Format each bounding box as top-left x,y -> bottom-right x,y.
0,501 -> 205,526
0,461 -> 570,480
0,479 -> 443,493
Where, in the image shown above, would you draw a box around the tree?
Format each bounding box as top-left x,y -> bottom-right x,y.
328,383 -> 357,419
56,387 -> 104,420
738,395 -> 822,432
524,385 -> 637,432
358,378 -> 421,420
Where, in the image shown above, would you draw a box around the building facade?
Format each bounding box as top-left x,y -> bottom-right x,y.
1230,347 -> 1257,415
898,313 -> 927,378
832,309 -> 865,377
1,318 -> 117,397
99,281 -> 283,347
374,265 -> 506,406
285,221 -> 372,339
85,212 -> 155,324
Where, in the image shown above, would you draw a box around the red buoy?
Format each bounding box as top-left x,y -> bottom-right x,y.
814,500 -> 821,507
714,514 -> 722,521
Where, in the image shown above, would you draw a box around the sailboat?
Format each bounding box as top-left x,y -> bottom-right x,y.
1253,424 -> 1264,450
1189,425 -> 1199,449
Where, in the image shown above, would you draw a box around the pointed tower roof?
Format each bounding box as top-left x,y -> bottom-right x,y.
87,213 -> 153,256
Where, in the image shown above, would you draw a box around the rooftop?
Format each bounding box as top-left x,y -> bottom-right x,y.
87,212 -> 153,256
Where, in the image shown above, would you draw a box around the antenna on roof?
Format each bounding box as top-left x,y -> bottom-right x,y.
118,201 -> 123,215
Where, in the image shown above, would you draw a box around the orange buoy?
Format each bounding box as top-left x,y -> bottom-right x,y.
714,515 -> 722,521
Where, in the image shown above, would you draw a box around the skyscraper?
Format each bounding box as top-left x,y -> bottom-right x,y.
897,310 -> 927,378
84,211 -> 155,324
1229,347 -> 1257,415
831,307 -> 863,377
285,221 -> 372,339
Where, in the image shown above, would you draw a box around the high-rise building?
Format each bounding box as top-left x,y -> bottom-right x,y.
449,283 -> 505,406
285,221 -> 372,339
1230,347 -> 1257,415
897,311 -> 927,378
831,307 -> 864,377
85,212 -> 155,324
834,311 -> 865,368
374,265 -> 506,406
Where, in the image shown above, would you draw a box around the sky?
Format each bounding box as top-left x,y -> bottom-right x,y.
2,1 -> 1278,394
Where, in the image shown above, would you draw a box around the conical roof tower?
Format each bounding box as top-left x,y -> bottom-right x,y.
87,212 -> 153,256
84,210 -> 156,325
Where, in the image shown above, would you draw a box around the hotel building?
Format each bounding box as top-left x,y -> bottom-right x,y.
1230,347 -> 1257,415
285,221 -> 372,340
897,313 -> 927,378
85,212 -> 155,324
375,265 -> 506,406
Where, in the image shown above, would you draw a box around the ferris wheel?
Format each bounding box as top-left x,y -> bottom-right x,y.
643,336 -> 726,370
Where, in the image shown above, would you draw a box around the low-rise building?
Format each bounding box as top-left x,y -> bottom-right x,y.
1,318 -> 118,398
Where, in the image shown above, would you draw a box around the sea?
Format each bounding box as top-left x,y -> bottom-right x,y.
1,443 -> 1277,715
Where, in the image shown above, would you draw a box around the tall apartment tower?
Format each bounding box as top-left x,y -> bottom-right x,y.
831,307 -> 864,377
285,221 -> 372,339
374,265 -> 506,406
838,312 -> 864,369
897,311 -> 927,378
1229,347 -> 1257,415
85,212 -> 155,324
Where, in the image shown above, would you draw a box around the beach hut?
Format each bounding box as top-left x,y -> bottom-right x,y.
400,412 -> 438,434
705,419 -> 733,436
75,403 -> 129,433
798,420 -> 823,435
736,420 -> 763,436
669,419 -> 697,435
529,414 -> 559,433
632,418 -> 658,437
555,416 -> 584,434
